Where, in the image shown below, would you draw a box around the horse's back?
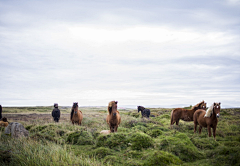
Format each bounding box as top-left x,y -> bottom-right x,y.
143,109 -> 150,118
171,108 -> 183,117
0,121 -> 8,127
193,109 -> 206,124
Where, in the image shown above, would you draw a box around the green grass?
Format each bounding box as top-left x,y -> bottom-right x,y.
0,106 -> 240,165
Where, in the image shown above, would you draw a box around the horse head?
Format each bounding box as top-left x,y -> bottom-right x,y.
108,101 -> 118,116
214,102 -> 221,118
73,102 -> 78,114
2,117 -> 8,122
137,106 -> 145,113
200,101 -> 207,110
192,101 -> 207,111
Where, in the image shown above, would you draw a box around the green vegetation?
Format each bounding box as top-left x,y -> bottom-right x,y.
0,106 -> 240,165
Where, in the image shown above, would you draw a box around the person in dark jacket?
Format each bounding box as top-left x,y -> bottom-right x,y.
52,103 -> 60,122
0,105 -> 2,120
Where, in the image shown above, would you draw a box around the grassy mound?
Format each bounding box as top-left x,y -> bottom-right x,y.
67,131 -> 95,145
96,133 -> 128,150
158,133 -> 204,162
128,132 -> 154,150
143,150 -> 182,166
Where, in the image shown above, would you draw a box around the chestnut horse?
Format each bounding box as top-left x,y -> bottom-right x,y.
106,101 -> 121,133
193,102 -> 221,140
0,117 -> 9,127
170,101 -> 206,126
70,102 -> 83,125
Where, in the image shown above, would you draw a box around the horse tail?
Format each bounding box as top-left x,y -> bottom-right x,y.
170,110 -> 174,125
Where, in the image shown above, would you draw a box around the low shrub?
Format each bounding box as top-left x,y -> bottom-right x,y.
106,133 -> 128,149
143,151 -> 182,166
128,132 -> 154,150
96,133 -> 128,149
103,155 -> 121,165
158,133 -> 204,162
95,134 -> 111,147
146,129 -> 162,138
92,147 -> 111,159
191,137 -> 219,150
132,125 -> 148,133
207,145 -> 240,166
67,131 -> 94,145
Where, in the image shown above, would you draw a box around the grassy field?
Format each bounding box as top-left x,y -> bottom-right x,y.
0,106 -> 240,166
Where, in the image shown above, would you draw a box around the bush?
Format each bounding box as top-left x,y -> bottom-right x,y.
92,147 -> 111,159
103,156 -> 121,165
143,151 -> 182,166
146,129 -> 162,138
96,133 -> 128,149
191,137 -> 219,150
132,125 -> 148,133
106,133 -> 128,149
130,112 -> 140,118
127,150 -> 142,158
67,131 -> 94,145
128,132 -> 154,150
207,145 -> 240,166
95,134 -> 111,147
158,133 -> 204,162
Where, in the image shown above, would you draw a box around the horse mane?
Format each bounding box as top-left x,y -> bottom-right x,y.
1,117 -> 8,122
108,101 -> 115,114
71,104 -> 78,120
191,101 -> 204,110
204,103 -> 214,117
138,106 -> 145,112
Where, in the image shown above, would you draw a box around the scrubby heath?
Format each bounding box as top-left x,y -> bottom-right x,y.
0,106 -> 240,166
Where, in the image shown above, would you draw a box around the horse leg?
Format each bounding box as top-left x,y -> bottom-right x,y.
207,126 -> 212,137
213,126 -> 216,140
194,123 -> 197,134
114,126 -> 118,132
176,119 -> 180,125
171,118 -> 175,125
199,126 -> 202,134
109,125 -> 114,133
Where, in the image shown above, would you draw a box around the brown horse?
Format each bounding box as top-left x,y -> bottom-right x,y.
170,101 -> 206,126
193,102 -> 221,140
106,101 -> 121,133
0,117 -> 9,127
70,102 -> 83,125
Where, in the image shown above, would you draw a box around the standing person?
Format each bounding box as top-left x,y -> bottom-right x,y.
0,105 -> 2,120
52,103 -> 60,122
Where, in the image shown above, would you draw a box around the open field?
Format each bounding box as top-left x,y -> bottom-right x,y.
1,106 -> 240,166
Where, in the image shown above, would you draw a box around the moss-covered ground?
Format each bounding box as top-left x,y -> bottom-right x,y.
0,106 -> 240,165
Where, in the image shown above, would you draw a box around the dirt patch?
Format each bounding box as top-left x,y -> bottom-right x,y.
3,113 -> 71,123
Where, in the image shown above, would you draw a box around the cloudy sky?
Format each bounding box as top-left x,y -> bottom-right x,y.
0,0 -> 240,108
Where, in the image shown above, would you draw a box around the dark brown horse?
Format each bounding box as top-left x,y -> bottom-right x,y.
193,102 -> 221,140
137,106 -> 150,118
106,101 -> 121,133
70,102 -> 83,125
170,101 -> 206,125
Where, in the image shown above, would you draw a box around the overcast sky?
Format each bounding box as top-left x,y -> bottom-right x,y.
0,0 -> 240,108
